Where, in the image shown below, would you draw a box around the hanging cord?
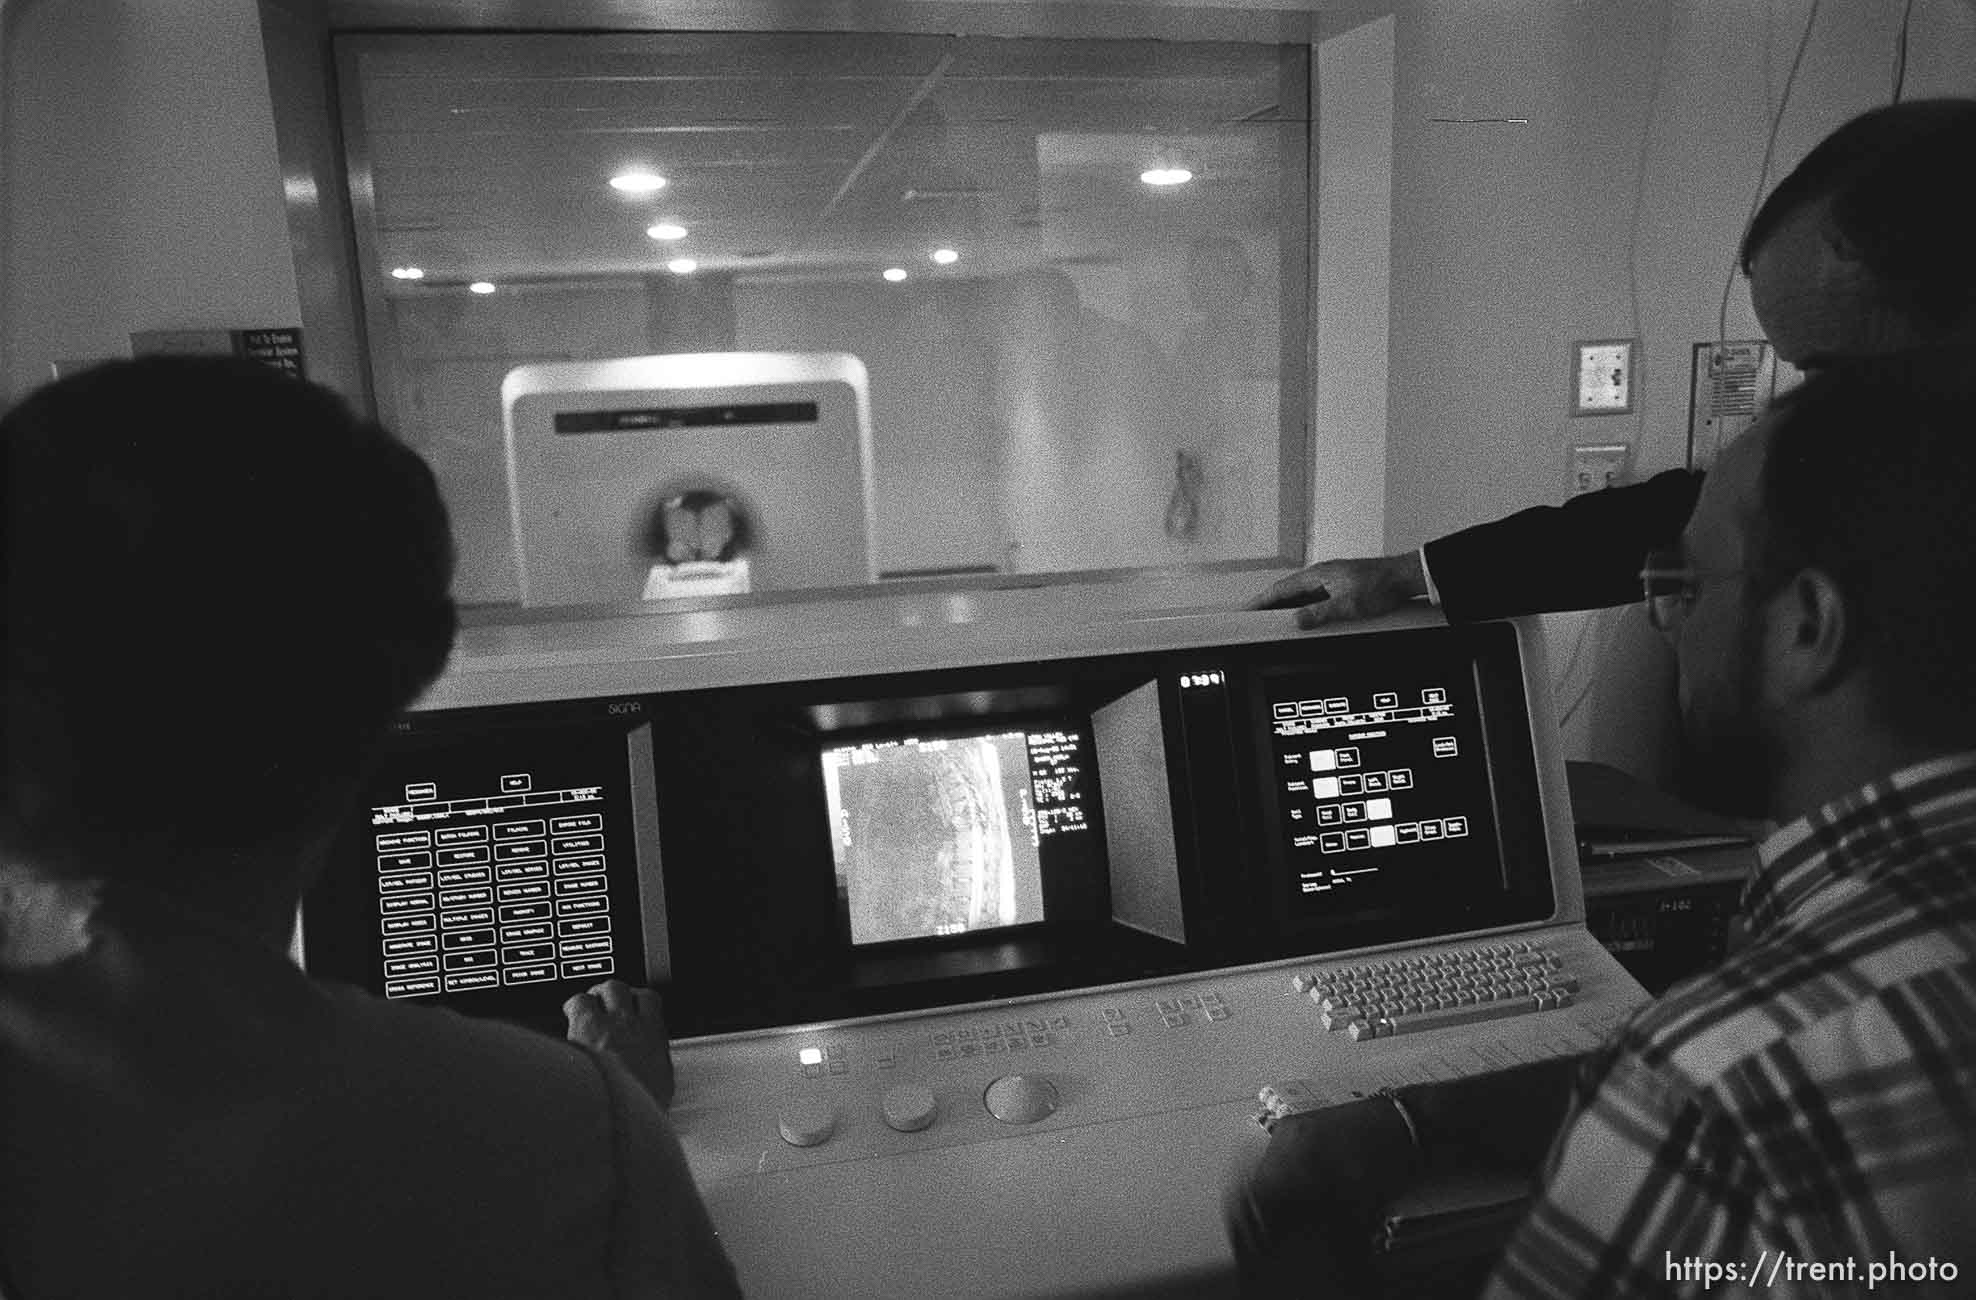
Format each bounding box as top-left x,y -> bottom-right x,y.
1719,0 -> 1823,344
1891,0 -> 1917,102
1558,5 -> 1673,734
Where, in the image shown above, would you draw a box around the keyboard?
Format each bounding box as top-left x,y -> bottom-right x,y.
1255,940 -> 1584,1127
1291,939 -> 1579,1042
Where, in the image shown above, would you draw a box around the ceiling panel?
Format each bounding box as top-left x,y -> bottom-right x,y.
346,32 -> 1303,287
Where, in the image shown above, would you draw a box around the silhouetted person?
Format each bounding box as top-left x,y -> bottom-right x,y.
0,357 -> 739,1298
1172,234 -> 1277,551
992,266 -> 1185,573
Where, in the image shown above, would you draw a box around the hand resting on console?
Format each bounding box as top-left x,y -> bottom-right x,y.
565,978 -> 676,1109
1226,1056 -> 1577,1298
1249,552 -> 1428,630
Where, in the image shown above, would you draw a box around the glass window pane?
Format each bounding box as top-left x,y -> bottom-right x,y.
344,32 -> 1308,609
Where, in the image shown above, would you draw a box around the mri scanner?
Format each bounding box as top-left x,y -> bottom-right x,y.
502,352 -> 880,605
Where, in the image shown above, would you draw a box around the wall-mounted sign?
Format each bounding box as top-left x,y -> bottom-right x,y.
130,327 -> 305,379
1686,340 -> 1776,471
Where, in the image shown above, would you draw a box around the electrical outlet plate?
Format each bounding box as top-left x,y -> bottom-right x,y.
1569,443 -> 1632,497
1686,340 -> 1777,470
1571,338 -> 1637,416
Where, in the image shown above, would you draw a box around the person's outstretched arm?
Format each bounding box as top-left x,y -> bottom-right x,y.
1252,470 -> 1703,627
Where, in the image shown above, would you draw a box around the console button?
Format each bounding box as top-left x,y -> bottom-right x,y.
777,1098 -> 836,1148
983,1074 -> 1060,1125
880,1084 -> 938,1133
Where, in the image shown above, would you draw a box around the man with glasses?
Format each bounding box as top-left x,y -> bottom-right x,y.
1484,352 -> 1976,1295
1252,98 -> 1976,630
1230,353 -> 1976,1297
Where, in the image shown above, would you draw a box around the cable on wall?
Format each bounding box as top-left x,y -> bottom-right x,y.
1891,0 -> 1918,101
1557,3 -> 1676,734
1718,0 -> 1822,344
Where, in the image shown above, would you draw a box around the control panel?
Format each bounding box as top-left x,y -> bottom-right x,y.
673,924 -> 1643,1298
317,597 -> 1644,1297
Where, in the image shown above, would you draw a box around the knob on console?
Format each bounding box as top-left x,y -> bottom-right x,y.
778,1098 -> 837,1148
881,1084 -> 938,1133
983,1073 -> 1059,1125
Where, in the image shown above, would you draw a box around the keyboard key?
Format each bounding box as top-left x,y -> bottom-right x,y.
1389,995 -> 1541,1035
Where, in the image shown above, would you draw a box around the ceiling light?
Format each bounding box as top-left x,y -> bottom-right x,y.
883,267 -> 908,283
667,257 -> 698,275
647,222 -> 689,241
389,266 -> 424,280
931,248 -> 959,265
1139,167 -> 1194,187
610,171 -> 668,194
469,281 -> 496,295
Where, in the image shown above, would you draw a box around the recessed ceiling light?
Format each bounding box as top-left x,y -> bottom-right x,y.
931,248 -> 959,265
647,222 -> 689,241
389,266 -> 424,280
667,257 -> 698,275
610,171 -> 668,194
1139,167 -> 1194,187
469,281 -> 496,295
883,267 -> 908,283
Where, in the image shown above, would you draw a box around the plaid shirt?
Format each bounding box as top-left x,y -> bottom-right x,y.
1486,752 -> 1976,1298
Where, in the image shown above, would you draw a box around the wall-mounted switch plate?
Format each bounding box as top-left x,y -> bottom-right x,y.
1571,338 -> 1637,416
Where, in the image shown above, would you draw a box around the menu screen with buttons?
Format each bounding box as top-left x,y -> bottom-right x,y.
1263,661 -> 1504,923
821,726 -> 1091,946
303,721 -> 648,1021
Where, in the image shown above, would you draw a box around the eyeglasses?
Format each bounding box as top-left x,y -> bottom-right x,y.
1639,549 -> 1747,633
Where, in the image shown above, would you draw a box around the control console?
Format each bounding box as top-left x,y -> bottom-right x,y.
301,597 -> 1650,1297
673,926 -> 1640,1297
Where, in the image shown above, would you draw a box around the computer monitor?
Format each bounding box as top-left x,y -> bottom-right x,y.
821,724 -> 1092,947
299,715 -> 667,1028
304,616 -> 1556,1038
1245,623 -> 1554,951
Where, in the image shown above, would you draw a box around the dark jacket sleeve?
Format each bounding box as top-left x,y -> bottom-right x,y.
1420,469 -> 1704,622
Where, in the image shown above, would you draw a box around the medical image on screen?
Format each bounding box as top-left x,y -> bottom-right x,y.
822,731 -> 1053,946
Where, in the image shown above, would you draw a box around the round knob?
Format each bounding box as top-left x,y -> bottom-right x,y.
880,1084 -> 938,1133
777,1098 -> 837,1148
983,1073 -> 1060,1125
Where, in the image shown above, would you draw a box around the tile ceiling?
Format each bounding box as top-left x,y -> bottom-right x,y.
349,32 -> 1303,289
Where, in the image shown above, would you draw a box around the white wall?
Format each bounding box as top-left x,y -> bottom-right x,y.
0,0 -> 300,399
1370,0 -> 1976,780
1384,0 -> 1976,544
